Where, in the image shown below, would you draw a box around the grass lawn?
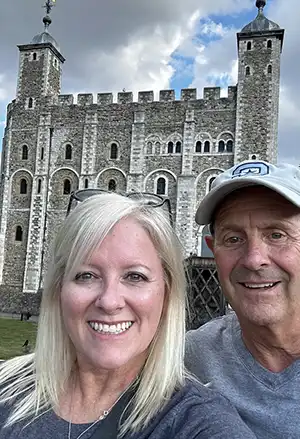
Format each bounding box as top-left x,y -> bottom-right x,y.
0,318 -> 38,360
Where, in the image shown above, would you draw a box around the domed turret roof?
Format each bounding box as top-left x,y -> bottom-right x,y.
31,30 -> 60,52
241,0 -> 281,33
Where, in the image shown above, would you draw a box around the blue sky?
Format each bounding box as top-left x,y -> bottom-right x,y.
1,0 -> 299,163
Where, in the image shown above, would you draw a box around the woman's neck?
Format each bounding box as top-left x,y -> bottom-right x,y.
58,358 -> 142,424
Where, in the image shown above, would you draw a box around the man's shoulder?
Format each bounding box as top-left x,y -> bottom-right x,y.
185,313 -> 240,377
131,380 -> 256,439
186,312 -> 238,344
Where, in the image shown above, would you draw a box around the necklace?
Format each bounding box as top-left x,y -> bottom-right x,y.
67,381 -> 133,439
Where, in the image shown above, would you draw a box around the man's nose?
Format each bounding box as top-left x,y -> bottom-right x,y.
240,238 -> 271,271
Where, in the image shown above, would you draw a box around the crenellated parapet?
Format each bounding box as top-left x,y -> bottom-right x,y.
138,91 -> 154,103
77,93 -> 93,106
50,86 -> 237,108
118,91 -> 133,104
159,89 -> 175,102
203,86 -> 237,100
181,88 -> 197,101
58,94 -> 74,105
97,93 -> 113,105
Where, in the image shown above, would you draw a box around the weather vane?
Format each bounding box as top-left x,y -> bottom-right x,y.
43,0 -> 56,16
42,0 -> 56,31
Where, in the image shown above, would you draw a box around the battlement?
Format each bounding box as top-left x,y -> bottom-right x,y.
54,86 -> 237,107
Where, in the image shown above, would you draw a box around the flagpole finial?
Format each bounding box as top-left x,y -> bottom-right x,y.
42,0 -> 56,31
256,0 -> 266,14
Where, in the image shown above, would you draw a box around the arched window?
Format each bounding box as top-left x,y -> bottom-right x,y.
110,143 -> 118,159
208,177 -> 216,191
247,41 -> 252,51
108,179 -> 117,192
267,40 -> 272,49
28,97 -> 34,109
22,145 -> 28,160
147,141 -> 152,155
267,64 -> 272,74
63,179 -> 71,195
65,144 -> 72,160
84,178 -> 89,189
226,140 -> 233,153
20,179 -> 27,194
167,141 -> 174,154
32,52 -> 37,61
37,179 -> 42,194
156,177 -> 166,195
245,66 -> 251,76
15,226 -> 23,242
155,142 -> 161,155
175,141 -> 182,153
204,141 -> 210,153
218,140 -> 225,153
195,141 -> 202,153
41,147 -> 44,160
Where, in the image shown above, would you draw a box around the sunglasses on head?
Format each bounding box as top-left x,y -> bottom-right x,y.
66,189 -> 173,226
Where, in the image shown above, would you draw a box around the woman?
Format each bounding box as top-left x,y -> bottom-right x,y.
0,192 -> 256,439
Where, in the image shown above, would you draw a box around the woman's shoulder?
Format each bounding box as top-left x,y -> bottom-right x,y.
128,379 -> 256,439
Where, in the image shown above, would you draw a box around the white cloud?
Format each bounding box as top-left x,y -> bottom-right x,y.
77,25 -> 182,96
200,20 -> 228,37
279,86 -> 300,129
61,1 -> 254,98
0,73 -> 15,103
188,23 -> 238,95
0,74 -> 9,102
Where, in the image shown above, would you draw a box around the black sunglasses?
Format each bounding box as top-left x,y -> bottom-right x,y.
67,189 -> 173,225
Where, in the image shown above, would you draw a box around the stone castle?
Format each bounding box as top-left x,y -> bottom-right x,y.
0,0 -> 284,314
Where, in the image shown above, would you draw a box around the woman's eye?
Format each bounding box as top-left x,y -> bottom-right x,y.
126,272 -> 147,282
75,272 -> 95,282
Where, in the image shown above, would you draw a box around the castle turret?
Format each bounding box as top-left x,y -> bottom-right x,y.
234,0 -> 284,163
16,1 -> 65,103
0,1 -> 65,304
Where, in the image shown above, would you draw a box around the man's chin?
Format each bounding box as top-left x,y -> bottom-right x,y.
236,303 -> 283,327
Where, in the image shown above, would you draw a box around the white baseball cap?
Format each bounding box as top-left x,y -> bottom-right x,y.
195,160 -> 300,225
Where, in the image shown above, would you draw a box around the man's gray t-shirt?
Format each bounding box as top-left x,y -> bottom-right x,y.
185,313 -> 300,439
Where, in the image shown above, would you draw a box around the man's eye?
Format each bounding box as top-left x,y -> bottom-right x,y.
225,236 -> 241,244
270,232 -> 284,240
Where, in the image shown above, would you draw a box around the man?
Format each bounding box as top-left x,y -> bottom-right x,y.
186,160 -> 300,438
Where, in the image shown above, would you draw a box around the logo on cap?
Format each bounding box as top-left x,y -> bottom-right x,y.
232,162 -> 270,178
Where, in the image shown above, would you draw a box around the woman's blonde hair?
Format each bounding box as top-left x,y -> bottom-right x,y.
0,192 -> 188,435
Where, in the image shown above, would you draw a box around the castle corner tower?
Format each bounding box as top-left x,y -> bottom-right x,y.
16,1 -> 65,104
235,0 -> 284,163
0,1 -> 65,312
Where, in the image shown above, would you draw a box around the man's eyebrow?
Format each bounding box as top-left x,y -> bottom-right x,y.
215,223 -> 243,232
216,220 -> 294,232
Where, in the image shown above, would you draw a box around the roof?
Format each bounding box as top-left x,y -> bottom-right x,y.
241,2 -> 281,33
31,31 -> 60,52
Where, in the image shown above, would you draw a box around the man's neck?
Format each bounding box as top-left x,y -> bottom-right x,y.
240,319 -> 300,372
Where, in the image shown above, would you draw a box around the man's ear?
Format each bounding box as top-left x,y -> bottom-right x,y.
205,235 -> 214,252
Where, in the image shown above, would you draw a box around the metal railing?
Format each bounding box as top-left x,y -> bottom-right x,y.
185,256 -> 226,330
